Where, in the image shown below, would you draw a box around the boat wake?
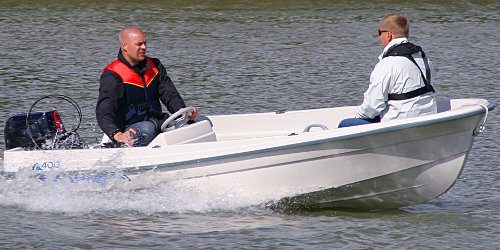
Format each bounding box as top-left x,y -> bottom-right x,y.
0,167 -> 274,215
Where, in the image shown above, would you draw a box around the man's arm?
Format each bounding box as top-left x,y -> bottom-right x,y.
153,59 -> 187,114
356,63 -> 391,119
96,70 -> 123,140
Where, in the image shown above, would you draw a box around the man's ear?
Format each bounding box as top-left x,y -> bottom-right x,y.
387,32 -> 394,43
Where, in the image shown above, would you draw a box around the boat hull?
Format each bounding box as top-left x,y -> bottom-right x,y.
150,116 -> 478,210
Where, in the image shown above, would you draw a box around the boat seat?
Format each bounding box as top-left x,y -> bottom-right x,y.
147,120 -> 217,147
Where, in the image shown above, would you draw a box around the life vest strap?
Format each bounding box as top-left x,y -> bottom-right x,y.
383,42 -> 435,101
387,85 -> 435,101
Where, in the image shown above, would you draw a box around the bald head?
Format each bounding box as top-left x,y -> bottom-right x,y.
119,26 -> 147,66
120,26 -> 145,44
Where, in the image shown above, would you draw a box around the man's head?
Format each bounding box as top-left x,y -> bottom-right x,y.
378,14 -> 409,47
120,26 -> 147,66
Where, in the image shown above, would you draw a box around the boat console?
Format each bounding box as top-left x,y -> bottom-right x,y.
147,119 -> 217,148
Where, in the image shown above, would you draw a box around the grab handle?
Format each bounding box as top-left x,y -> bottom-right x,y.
303,124 -> 329,132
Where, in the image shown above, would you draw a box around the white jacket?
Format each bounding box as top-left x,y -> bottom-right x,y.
356,38 -> 437,121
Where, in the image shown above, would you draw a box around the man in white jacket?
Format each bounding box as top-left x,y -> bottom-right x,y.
339,13 -> 437,128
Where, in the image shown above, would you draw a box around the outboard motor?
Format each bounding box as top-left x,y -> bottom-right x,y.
4,110 -> 66,149
4,95 -> 84,150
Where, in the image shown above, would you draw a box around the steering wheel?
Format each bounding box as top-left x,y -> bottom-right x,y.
160,107 -> 195,132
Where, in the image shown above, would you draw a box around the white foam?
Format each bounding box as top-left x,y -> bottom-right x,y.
0,167 -> 273,215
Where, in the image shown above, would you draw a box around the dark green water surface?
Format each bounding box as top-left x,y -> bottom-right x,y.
0,1 -> 498,248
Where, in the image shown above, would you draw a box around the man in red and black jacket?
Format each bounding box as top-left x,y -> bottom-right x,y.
96,26 -> 197,146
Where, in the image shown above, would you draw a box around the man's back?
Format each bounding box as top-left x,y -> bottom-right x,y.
373,51 -> 437,121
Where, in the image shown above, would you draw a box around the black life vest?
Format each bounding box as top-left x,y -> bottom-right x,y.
382,42 -> 435,101
103,57 -> 163,125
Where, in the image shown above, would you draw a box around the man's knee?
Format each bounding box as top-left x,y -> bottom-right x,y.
339,118 -> 362,128
338,118 -> 379,128
126,121 -> 158,146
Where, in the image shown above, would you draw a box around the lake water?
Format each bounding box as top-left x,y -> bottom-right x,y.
0,0 -> 499,249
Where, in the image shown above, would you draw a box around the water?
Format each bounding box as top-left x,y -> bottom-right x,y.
1,0 -> 499,248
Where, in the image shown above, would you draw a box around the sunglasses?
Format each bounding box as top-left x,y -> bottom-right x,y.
378,29 -> 391,36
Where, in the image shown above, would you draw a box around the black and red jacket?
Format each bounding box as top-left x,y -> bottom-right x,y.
96,50 -> 186,140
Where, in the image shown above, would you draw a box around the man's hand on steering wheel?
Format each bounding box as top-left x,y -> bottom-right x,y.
187,106 -> 197,121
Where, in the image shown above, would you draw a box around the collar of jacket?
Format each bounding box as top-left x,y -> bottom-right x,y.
116,49 -> 149,75
379,37 -> 408,61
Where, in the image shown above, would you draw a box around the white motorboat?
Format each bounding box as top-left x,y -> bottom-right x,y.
1,98 -> 494,210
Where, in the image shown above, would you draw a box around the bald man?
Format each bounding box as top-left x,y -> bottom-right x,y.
96,26 -> 197,146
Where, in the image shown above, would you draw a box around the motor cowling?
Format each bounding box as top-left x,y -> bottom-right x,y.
4,110 -> 66,149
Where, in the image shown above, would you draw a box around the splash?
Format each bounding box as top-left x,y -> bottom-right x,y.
0,167 -> 275,215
